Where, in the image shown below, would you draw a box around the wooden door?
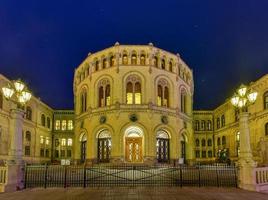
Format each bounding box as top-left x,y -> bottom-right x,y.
125,137 -> 142,162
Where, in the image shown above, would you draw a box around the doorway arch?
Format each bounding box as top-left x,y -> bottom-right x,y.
156,129 -> 170,163
79,132 -> 87,163
97,129 -> 112,163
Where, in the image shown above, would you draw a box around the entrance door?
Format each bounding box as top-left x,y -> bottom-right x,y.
98,138 -> 111,163
81,141 -> 86,163
125,137 -> 142,162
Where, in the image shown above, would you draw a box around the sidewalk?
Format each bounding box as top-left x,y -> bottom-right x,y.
0,187 -> 267,200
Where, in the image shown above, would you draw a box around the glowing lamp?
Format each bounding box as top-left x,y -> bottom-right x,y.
14,80 -> 25,92
238,84 -> 247,97
230,95 -> 239,107
21,90 -> 32,102
238,98 -> 247,108
247,92 -> 258,103
2,86 -> 14,99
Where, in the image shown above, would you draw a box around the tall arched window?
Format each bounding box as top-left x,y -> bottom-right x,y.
157,79 -> 169,107
216,117 -> 220,129
265,123 -> 268,136
201,139 -> 206,147
180,90 -> 186,113
26,106 -> 32,120
47,117 -> 51,129
80,133 -> 87,163
126,75 -> 141,104
131,53 -> 137,65
195,139 -> 200,146
140,54 -> 146,65
0,92 -> 3,109
207,139 -> 212,146
221,115 -> 225,127
102,58 -> 108,69
41,114 -> 46,126
207,120 -> 212,131
264,91 -> 268,109
122,53 -> 128,65
169,60 -> 173,72
156,130 -> 170,163
80,89 -> 87,113
222,136 -> 226,145
161,59 -> 165,69
201,120 -> 206,130
217,137 -> 221,146
98,129 -> 111,163
110,55 -> 115,66
195,120 -> 200,131
26,131 -> 31,142
153,56 -> 158,67
95,60 -> 99,71
98,79 -> 111,107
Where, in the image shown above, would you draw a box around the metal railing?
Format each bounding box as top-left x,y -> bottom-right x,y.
24,164 -> 238,188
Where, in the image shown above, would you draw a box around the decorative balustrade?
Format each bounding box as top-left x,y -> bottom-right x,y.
255,167 -> 268,185
0,166 -> 7,184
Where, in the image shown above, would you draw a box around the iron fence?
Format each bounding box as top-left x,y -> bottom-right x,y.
24,164 -> 237,188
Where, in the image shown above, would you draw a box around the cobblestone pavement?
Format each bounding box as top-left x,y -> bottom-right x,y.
0,187 -> 267,200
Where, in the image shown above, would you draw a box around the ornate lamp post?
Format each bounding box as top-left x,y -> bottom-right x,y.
230,84 -> 258,190
1,79 -> 31,191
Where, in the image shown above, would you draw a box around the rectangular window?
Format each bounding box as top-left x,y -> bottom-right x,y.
45,137 -> 49,145
208,151 -> 212,158
55,120 -> 61,130
40,148 -> 44,157
67,120 -> 73,130
61,138 -> 66,146
45,149 -> 49,157
62,120 -> 67,131
61,150 -> 65,157
127,93 -> 133,104
195,150 -> 200,158
55,150 -> 59,158
202,151 -> 206,158
40,136 -> 44,144
135,93 -> 141,104
67,138 -> 72,146
67,150 -> 72,157
25,146 -> 30,156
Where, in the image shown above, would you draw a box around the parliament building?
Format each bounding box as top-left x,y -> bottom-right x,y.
0,43 -> 267,166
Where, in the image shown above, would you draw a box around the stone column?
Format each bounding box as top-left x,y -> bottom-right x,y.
237,112 -> 257,191
5,108 -> 25,192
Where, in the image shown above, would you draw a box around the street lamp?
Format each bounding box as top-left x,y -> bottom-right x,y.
230,84 -> 258,190
2,79 -> 32,107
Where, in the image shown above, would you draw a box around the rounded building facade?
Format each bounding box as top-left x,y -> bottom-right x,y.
73,43 -> 194,165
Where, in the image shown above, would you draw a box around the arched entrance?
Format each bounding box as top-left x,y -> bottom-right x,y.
181,134 -> 186,163
156,129 -> 170,163
125,126 -> 143,163
97,129 -> 111,163
80,133 -> 87,163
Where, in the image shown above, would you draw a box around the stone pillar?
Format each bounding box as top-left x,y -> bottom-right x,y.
237,112 -> 257,191
5,109 -> 25,191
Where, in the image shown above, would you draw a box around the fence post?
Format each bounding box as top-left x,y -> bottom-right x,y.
180,165 -> 182,187
24,163 -> 27,189
64,166 -> 67,188
234,164 -> 238,188
216,164 -> 219,187
83,165 -> 86,188
198,164 -> 201,187
44,164 -> 48,189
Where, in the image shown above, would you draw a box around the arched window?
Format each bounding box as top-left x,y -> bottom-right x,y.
180,90 -> 186,113
26,106 -> 32,120
161,59 -> 165,69
156,130 -> 170,163
195,120 -> 200,131
201,139 -> 206,147
110,55 -> 115,66
25,131 -> 31,142
140,54 -> 146,65
102,58 -> 108,69
264,91 -> 268,109
157,79 -> 169,107
98,129 -> 111,163
195,139 -> 200,146
222,136 -> 226,145
95,60 -> 99,71
47,117 -> 51,129
131,53 -> 137,65
126,75 -> 141,104
169,61 -> 173,72
98,79 -> 111,107
122,53 -> 128,65
80,89 -> 87,113
80,133 -> 87,163
265,123 -> 268,136
201,120 -> 206,130
217,137 -> 221,146
207,139 -> 212,146
0,92 -> 3,109
41,114 -> 46,126
207,120 -> 212,131
221,115 -> 225,127
153,56 -> 158,67
216,117 -> 220,129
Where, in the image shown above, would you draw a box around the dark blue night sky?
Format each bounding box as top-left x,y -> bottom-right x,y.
0,0 -> 268,110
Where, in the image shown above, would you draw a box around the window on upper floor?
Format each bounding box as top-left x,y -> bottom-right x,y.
217,137 -> 221,146
221,115 -> 225,127
180,90 -> 187,113
122,53 -> 128,65
110,55 -> 115,66
195,150 -> 200,158
201,139 -> 206,147
222,136 -> 226,145
80,89 -> 87,113
153,56 -> 158,67
67,138 -> 73,146
157,79 -> 169,107
40,136 -> 44,144
41,114 -> 46,126
0,92 -> 3,109
61,138 -> 66,146
126,75 -> 141,105
140,54 -> 146,65
208,150 -> 212,158
161,59 -> 165,70
264,91 -> 268,109
207,120 -> 212,131
55,120 -> 60,130
131,53 -> 137,65
169,60 -> 173,72
47,117 -> 50,129
95,60 -> 99,71
45,137 -> 49,145
25,131 -> 31,142
195,139 -> 200,147
102,58 -> 108,69
235,108 -> 239,122
207,139 -> 212,146
265,123 -> 268,136
98,79 -> 111,107
62,120 -> 67,131
25,146 -> 30,156
26,106 -> 32,121
68,120 -> 73,130
195,120 -> 200,131
201,120 -> 206,130
216,117 -> 220,129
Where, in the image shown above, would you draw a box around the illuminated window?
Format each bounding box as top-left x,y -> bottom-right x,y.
61,138 -> 66,146
110,55 -> 115,66
161,59 -> 165,69
40,136 -> 44,144
126,75 -> 141,105
264,91 -> 268,109
140,54 -> 146,65
62,120 -> 67,130
157,79 -> 169,107
201,120 -> 205,130
122,53 -> 128,65
55,120 -> 60,130
98,79 -> 111,107
102,58 -> 108,69
68,120 -> 73,130
207,120 -> 212,130
195,120 -> 200,131
131,53 -> 137,65
45,137 -> 49,145
67,138 -> 73,146
236,132 -> 240,156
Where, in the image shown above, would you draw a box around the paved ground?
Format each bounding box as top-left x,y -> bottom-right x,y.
0,187 -> 267,200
